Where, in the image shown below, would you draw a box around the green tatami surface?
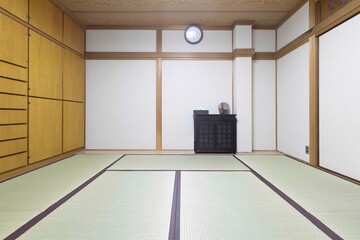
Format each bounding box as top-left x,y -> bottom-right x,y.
109,154 -> 248,171
19,171 -> 175,240
0,154 -> 122,239
181,172 -> 329,240
237,154 -> 360,240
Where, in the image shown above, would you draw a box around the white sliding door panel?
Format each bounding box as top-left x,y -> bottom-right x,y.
86,60 -> 156,149
162,61 -> 232,150
319,15 -> 360,180
277,43 -> 309,161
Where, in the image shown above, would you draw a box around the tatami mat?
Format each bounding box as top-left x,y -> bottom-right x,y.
181,172 -> 329,240
0,154 -> 122,239
109,154 -> 248,171
237,155 -> 360,240
19,171 -> 175,240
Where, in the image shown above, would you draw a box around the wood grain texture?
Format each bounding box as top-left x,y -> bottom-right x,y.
0,78 -> 27,95
0,125 -> 27,141
29,0 -> 63,41
73,11 -> 289,28
0,0 -> 28,22
313,0 -> 360,36
0,61 -> 28,81
63,13 -> 85,54
57,0 -> 301,11
156,59 -> 162,150
29,30 -> 63,99
29,97 -> 62,164
253,52 -> 276,60
0,94 -> 27,109
63,49 -> 85,102
0,138 -> 27,157
86,52 -> 234,60
63,101 -> 84,153
0,110 -> 27,124
0,152 -> 27,174
309,35 -> 319,167
0,13 -> 28,67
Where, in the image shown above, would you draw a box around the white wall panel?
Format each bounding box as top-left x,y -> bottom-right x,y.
234,57 -> 252,152
253,30 -> 276,52
162,30 -> 232,52
162,60 -> 232,149
86,60 -> 156,149
253,60 -> 276,150
319,15 -> 360,180
277,43 -> 309,161
86,30 -> 156,52
233,25 -> 252,49
277,1 -> 309,50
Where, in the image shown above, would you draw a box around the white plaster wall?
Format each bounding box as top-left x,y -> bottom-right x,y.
277,1 -> 309,50
253,60 -> 276,150
253,30 -> 276,52
162,30 -> 232,52
233,25 -> 252,49
86,30 -> 157,52
86,60 -> 156,149
234,57 -> 252,152
162,60 -> 232,150
319,14 -> 360,180
277,43 -> 309,161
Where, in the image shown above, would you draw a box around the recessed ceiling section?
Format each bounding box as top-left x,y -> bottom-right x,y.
54,0 -> 305,28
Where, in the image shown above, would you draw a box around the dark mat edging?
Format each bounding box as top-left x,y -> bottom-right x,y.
4,155 -> 125,240
168,170 -> 181,240
233,155 -> 343,240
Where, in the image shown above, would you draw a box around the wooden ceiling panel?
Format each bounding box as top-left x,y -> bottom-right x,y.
56,0 -> 301,11
76,11 -> 289,28
53,0 -> 305,28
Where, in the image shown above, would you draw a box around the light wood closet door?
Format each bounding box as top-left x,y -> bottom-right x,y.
29,30 -> 63,99
63,49 -> 85,102
0,0 -> 28,21
0,13 -> 28,67
29,0 -> 62,41
63,102 -> 85,152
63,14 -> 85,54
29,97 -> 62,164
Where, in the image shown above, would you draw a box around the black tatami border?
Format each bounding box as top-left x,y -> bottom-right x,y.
4,155 -> 125,240
168,170 -> 181,240
233,155 -> 343,240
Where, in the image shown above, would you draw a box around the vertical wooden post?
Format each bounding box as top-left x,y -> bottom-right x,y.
156,30 -> 162,150
309,35 -> 319,166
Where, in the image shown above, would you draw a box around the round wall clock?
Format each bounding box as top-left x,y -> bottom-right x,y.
184,24 -> 203,44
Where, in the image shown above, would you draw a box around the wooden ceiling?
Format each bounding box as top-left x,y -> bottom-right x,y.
53,0 -> 306,29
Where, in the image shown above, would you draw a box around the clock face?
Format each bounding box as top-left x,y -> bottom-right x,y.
184,24 -> 203,44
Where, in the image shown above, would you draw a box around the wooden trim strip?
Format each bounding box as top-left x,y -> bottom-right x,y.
233,49 -> 255,58
86,52 -> 232,60
253,52 -> 276,60
309,0 -> 317,28
309,35 -> 319,167
86,25 -> 233,30
157,30 -> 162,53
86,51 -> 260,60
276,29 -> 312,59
156,59 -> 162,150
313,1 -> 360,36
